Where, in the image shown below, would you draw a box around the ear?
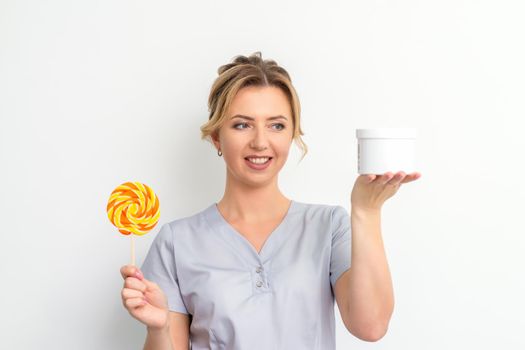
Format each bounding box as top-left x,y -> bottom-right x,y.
211,131 -> 220,150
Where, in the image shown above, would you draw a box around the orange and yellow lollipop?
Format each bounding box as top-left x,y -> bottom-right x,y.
107,181 -> 160,265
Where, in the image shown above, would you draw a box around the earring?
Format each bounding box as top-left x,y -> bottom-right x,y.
217,149 -> 222,157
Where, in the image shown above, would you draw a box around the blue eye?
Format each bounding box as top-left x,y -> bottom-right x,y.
233,123 -> 286,130
233,122 -> 249,130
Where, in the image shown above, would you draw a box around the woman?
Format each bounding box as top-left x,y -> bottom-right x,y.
120,52 -> 421,349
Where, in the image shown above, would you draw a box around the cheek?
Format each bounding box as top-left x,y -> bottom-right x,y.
221,143 -> 245,166
221,137 -> 243,154
275,139 -> 292,155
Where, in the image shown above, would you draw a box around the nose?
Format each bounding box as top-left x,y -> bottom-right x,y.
250,126 -> 268,150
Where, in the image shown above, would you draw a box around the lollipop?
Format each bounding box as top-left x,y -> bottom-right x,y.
107,181 -> 160,265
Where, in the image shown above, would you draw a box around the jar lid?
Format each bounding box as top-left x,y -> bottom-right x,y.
356,128 -> 417,139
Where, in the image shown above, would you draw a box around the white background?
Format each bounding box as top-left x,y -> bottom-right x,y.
1,0 -> 524,349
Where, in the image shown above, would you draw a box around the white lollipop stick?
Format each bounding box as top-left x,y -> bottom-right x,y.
131,234 -> 135,266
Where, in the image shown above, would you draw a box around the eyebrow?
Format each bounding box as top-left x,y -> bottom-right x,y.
230,114 -> 288,122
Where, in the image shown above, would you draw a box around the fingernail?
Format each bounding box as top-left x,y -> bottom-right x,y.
135,270 -> 143,279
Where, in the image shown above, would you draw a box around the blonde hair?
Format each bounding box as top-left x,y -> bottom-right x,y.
200,51 -> 308,161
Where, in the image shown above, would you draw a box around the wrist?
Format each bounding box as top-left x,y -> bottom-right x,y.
351,206 -> 381,219
147,321 -> 170,334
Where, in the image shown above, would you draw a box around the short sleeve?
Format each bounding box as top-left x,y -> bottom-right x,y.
140,222 -> 189,314
329,205 -> 352,291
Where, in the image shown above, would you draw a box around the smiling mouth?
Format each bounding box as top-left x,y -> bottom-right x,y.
244,157 -> 273,163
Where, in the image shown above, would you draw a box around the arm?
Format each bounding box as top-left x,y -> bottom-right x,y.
346,208 -> 393,341
144,311 -> 191,350
336,171 -> 420,341
144,325 -> 174,350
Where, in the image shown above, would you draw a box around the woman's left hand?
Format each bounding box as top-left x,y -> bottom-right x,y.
351,171 -> 421,212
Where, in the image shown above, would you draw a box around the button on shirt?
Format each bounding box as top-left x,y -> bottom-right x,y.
140,200 -> 352,350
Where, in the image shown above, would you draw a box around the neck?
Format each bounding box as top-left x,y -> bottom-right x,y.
217,175 -> 290,223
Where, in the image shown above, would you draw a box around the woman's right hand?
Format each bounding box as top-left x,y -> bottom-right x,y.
120,265 -> 169,330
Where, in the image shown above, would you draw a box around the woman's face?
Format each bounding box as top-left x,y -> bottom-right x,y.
213,85 -> 294,187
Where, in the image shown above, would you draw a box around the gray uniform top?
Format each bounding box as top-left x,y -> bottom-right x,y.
141,199 -> 352,349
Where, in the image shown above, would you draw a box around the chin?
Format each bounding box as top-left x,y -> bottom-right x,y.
240,170 -> 278,187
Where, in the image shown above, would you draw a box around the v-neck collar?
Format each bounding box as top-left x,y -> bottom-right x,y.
204,200 -> 297,265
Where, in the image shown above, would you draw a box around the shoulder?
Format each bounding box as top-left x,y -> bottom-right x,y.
158,203 -> 216,241
293,199 -> 347,219
293,200 -> 350,236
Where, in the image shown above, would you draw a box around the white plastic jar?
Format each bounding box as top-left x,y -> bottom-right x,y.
356,128 -> 417,175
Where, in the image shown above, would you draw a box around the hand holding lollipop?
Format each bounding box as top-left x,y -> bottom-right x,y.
108,182 -> 170,330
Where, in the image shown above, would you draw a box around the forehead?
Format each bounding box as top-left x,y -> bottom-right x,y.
227,86 -> 291,119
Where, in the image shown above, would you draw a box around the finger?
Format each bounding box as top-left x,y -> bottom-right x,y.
120,265 -> 136,279
361,174 -> 377,183
125,297 -> 147,309
142,278 -> 161,292
120,265 -> 143,280
400,172 -> 421,184
380,172 -> 394,185
386,171 -> 406,186
124,277 -> 147,292
120,265 -> 130,279
122,287 -> 144,300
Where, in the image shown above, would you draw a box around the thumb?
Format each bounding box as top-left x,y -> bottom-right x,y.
366,174 -> 376,183
142,277 -> 161,291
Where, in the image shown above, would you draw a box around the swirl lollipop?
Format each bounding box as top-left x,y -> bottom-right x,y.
107,181 -> 160,265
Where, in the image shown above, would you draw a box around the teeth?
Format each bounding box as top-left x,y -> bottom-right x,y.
247,157 -> 270,164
